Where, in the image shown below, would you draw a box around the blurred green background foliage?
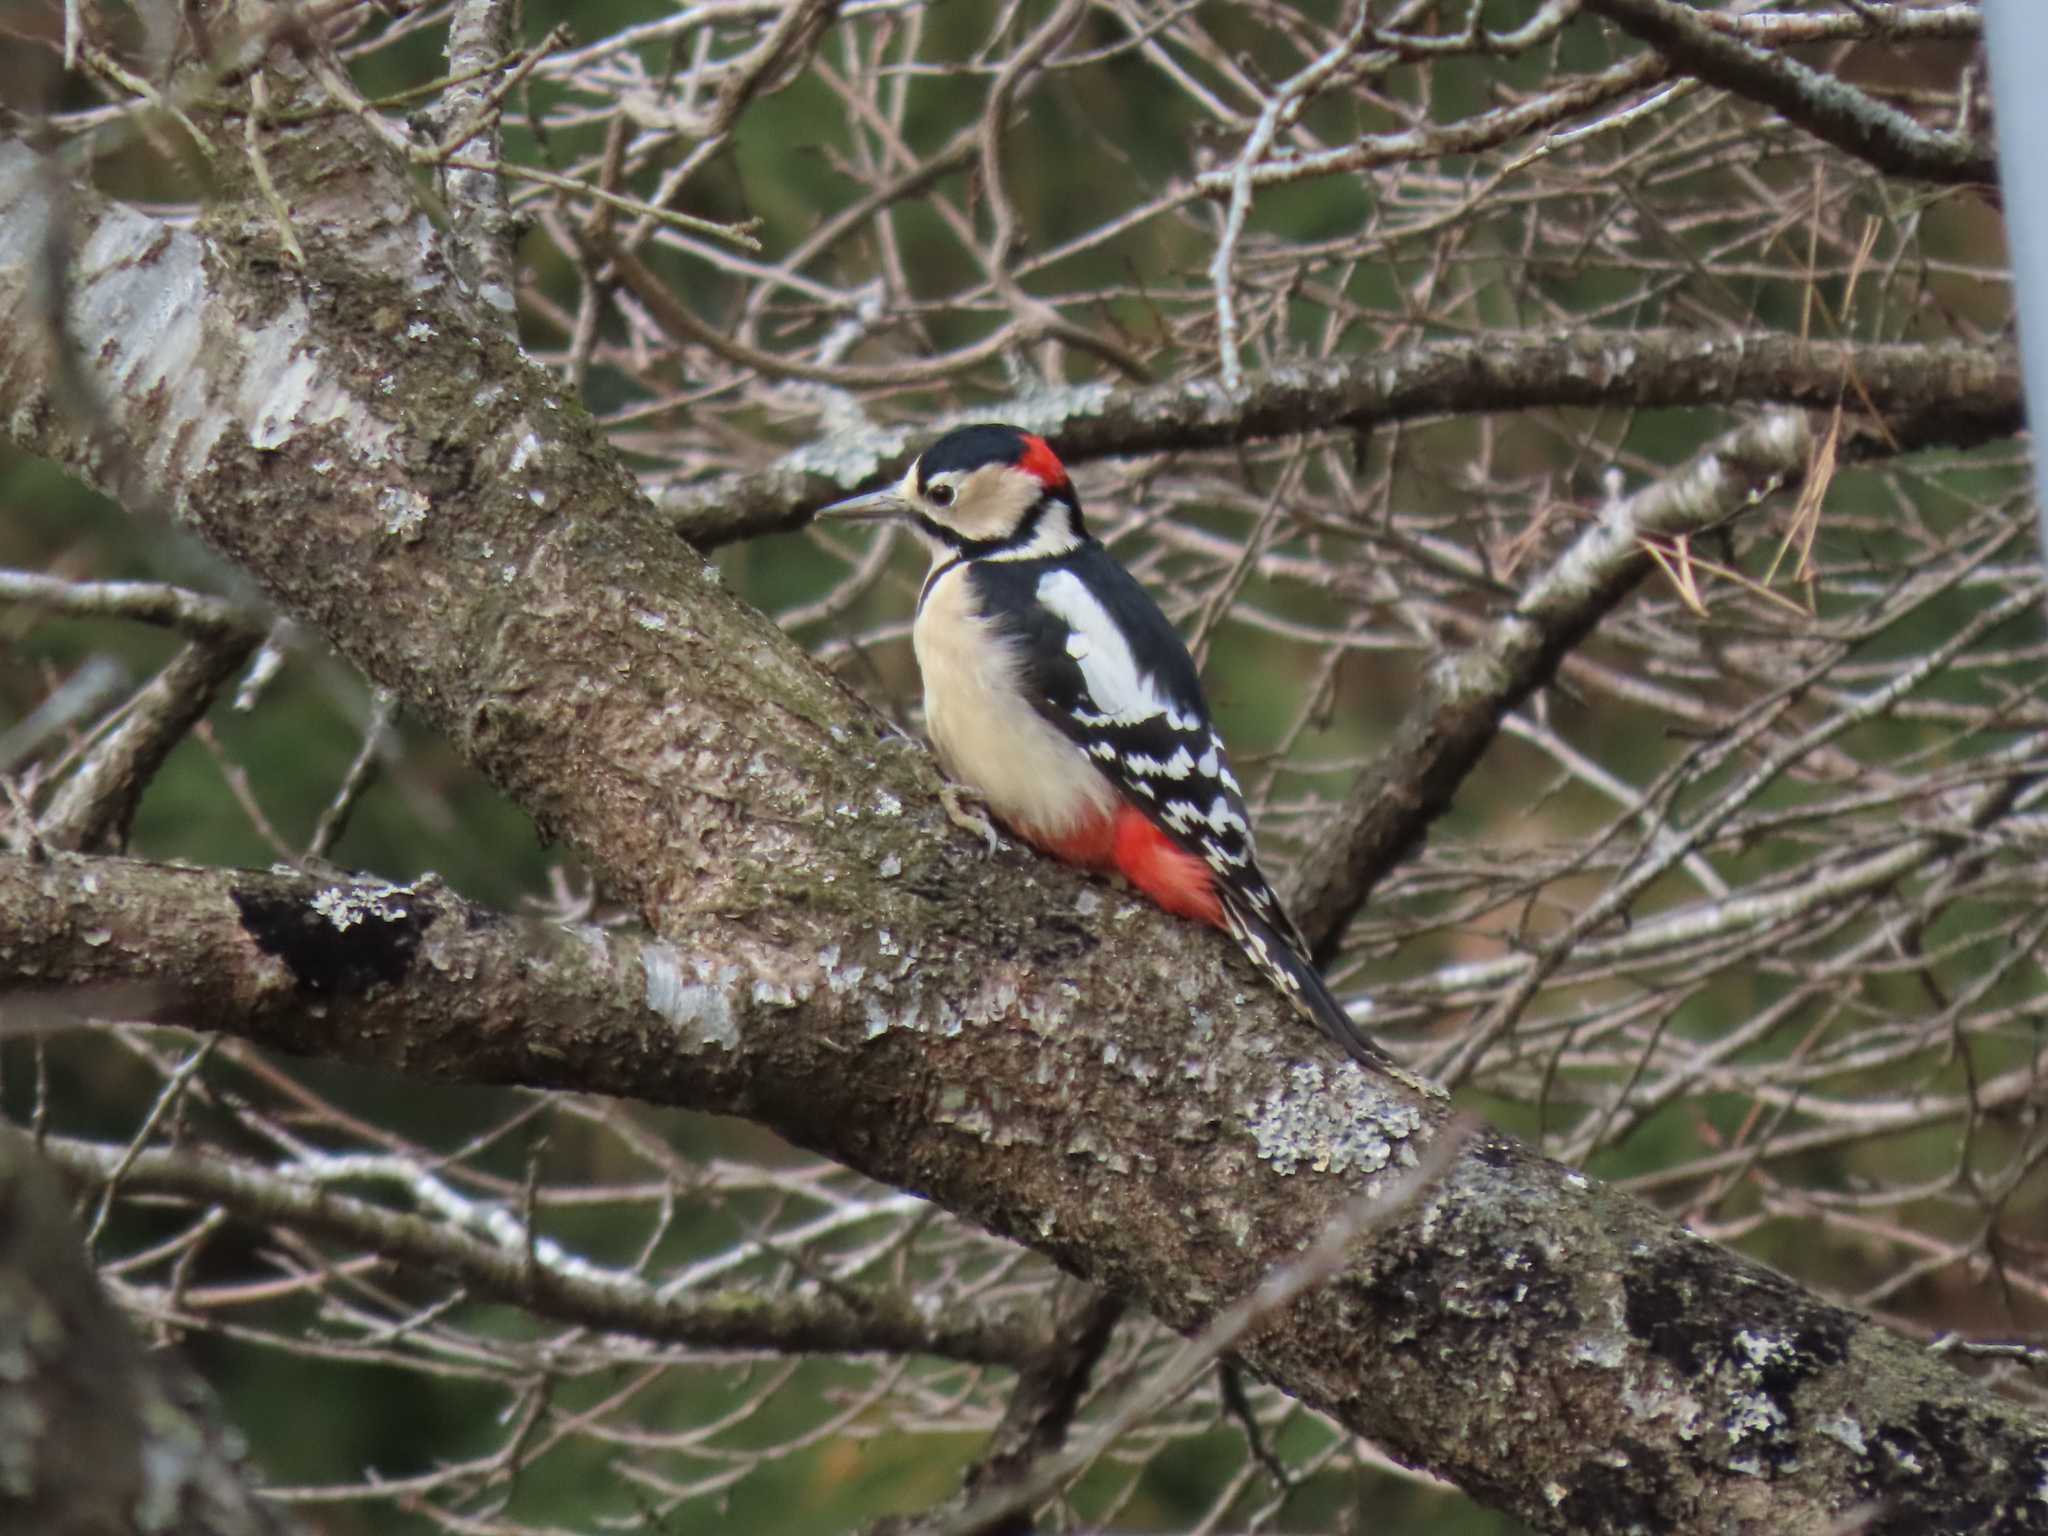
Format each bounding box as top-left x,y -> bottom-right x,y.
3,0 -> 2040,1531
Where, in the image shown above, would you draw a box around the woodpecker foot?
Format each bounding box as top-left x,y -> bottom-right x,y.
939,783 -> 1003,854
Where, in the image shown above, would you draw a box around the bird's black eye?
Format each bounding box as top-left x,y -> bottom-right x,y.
927,483 -> 956,508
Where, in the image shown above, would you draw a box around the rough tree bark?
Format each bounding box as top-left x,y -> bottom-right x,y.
0,1126 -> 303,1536
0,23 -> 2043,1536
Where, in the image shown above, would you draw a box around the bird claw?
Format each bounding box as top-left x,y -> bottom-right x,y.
939,782 -> 1003,855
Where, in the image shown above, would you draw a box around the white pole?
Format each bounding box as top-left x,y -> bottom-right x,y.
1982,2 -> 2048,560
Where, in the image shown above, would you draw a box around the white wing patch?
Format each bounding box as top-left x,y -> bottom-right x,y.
1036,568 -> 1202,730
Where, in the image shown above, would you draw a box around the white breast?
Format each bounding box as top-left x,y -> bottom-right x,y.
914,565 -> 1117,839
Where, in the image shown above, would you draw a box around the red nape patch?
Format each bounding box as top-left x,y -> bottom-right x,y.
1017,434 -> 1069,489
1112,805 -> 1224,928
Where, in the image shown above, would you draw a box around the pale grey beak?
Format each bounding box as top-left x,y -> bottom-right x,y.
816,485 -> 910,522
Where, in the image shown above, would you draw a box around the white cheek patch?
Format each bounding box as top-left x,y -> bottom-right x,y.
1036,568 -> 1201,730
985,502 -> 1080,562
952,463 -> 1044,544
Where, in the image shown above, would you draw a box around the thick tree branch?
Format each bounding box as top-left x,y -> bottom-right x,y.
3,103 -> 2043,1536
1581,0 -> 1997,185
660,333 -> 2019,548
0,1125 -> 303,1536
7,728 -> 2047,1536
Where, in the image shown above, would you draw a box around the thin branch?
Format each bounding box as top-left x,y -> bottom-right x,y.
44,1133 -> 1049,1368
306,687 -> 396,860
425,0 -> 526,326
929,1287 -> 1127,1536
1207,9 -> 1370,391
0,569 -> 261,641
1440,578 -> 2039,1081
38,636 -> 258,853
663,333 -> 2018,547
912,1121 -> 1471,1536
1289,410 -> 1814,957
1187,50 -> 1671,197
1581,0 -> 1996,184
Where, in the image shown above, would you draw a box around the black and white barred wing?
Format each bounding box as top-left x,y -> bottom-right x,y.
971,550 -> 1299,944
972,547 -> 1392,1069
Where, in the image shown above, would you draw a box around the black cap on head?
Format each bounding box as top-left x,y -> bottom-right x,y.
917,423 -> 1029,479
917,423 -> 1071,494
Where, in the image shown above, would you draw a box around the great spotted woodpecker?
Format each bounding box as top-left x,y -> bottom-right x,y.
821,423 -> 1390,1071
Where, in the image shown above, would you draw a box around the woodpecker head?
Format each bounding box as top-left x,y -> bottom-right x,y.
819,423 -> 1085,562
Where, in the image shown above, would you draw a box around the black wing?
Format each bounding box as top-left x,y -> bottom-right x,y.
967,545 -> 1298,946
970,546 -> 1389,1067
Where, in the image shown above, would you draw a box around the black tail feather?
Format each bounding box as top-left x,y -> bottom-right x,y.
1219,891 -> 1392,1070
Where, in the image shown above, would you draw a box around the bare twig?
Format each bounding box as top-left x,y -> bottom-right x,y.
1289,411 -> 1815,956
914,1119 -> 1472,1536
45,1133 -> 1048,1366
39,637 -> 259,853
1582,0 -> 1996,184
